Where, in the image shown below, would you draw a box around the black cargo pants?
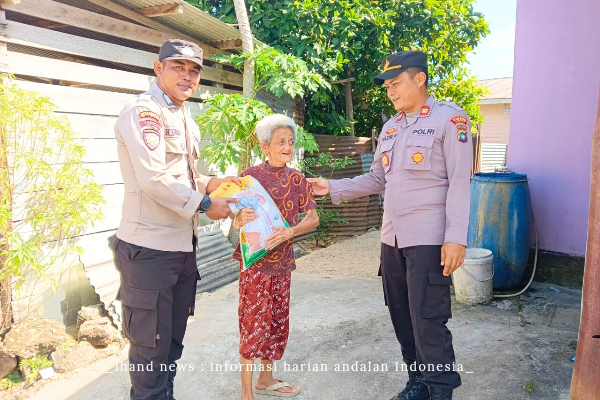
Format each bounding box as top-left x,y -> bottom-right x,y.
109,235 -> 198,400
380,240 -> 462,390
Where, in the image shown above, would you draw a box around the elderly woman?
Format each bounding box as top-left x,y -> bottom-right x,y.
232,114 -> 319,399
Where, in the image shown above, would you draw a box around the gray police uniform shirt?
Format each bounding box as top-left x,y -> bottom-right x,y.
114,82 -> 212,252
329,95 -> 473,248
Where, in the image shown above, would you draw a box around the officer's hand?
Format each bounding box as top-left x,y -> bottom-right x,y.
264,226 -> 296,250
233,207 -> 256,229
206,197 -> 238,220
223,176 -> 242,186
307,178 -> 330,196
441,242 -> 466,276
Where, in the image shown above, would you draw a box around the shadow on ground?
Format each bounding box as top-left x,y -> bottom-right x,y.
21,271 -> 580,400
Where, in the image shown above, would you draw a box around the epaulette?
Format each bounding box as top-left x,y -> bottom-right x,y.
136,93 -> 154,104
438,101 -> 464,111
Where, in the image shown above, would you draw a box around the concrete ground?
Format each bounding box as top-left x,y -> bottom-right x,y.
19,271 -> 580,400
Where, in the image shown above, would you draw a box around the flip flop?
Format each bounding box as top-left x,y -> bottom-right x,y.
254,379 -> 301,397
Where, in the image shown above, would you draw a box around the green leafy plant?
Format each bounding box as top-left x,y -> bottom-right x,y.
300,153 -> 356,246
0,75 -> 105,328
189,0 -> 489,137
0,371 -> 22,389
195,44 -> 329,174
196,94 -> 271,175
524,380 -> 535,393
20,355 -> 53,381
212,43 -> 331,99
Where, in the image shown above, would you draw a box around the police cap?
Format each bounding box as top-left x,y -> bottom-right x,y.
159,39 -> 204,70
373,51 -> 428,85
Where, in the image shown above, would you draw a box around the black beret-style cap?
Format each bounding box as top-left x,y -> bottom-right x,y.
159,39 -> 204,70
373,51 -> 428,85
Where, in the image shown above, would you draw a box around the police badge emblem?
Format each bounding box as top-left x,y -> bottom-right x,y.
457,125 -> 468,143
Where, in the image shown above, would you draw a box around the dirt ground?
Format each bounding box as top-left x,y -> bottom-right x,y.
296,230 -> 382,280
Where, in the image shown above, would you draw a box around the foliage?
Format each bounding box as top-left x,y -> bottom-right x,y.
195,45 -> 328,174
0,75 -> 105,297
0,371 -> 22,389
524,380 -> 535,393
212,43 -> 331,99
301,153 -> 357,177
300,153 -> 356,246
188,0 -> 489,137
309,204 -> 348,247
431,68 -> 489,132
295,126 -> 319,156
196,94 -> 271,174
20,355 -> 53,381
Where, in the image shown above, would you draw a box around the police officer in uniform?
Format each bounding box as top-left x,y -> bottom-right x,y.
108,39 -> 239,400
308,51 -> 472,400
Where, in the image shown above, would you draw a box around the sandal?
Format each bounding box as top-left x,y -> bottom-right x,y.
254,379 -> 301,397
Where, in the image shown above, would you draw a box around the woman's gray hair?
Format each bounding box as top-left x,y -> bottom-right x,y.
255,114 -> 297,144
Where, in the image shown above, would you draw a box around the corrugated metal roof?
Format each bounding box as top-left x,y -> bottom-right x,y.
479,77 -> 513,100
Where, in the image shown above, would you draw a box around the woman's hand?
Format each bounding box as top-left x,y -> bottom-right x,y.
264,226 -> 296,250
233,207 -> 256,229
222,176 -> 242,186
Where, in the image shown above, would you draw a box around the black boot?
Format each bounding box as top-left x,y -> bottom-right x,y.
165,378 -> 176,400
428,387 -> 452,400
389,373 -> 430,400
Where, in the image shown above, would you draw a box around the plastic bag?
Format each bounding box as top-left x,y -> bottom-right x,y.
210,176 -> 290,270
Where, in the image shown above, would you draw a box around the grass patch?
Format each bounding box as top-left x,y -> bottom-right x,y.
20,355 -> 54,381
0,371 -> 23,389
524,380 -> 535,393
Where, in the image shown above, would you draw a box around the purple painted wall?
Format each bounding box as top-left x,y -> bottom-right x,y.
508,0 -> 600,256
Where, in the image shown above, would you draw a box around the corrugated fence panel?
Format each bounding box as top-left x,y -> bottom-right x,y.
305,135 -> 382,236
196,227 -> 238,293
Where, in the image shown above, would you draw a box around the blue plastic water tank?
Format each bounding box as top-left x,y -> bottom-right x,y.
467,172 -> 532,289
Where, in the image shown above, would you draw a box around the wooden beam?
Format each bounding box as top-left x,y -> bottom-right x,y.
1,21 -> 243,87
3,0 -> 226,60
27,19 -> 69,29
0,51 -> 240,100
208,39 -> 243,50
134,4 -> 183,18
14,80 -> 206,117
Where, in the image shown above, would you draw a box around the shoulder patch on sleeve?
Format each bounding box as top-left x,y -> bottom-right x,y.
139,110 -> 161,121
450,115 -> 468,125
143,127 -> 161,150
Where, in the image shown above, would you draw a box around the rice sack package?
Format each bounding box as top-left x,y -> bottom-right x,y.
210,176 -> 290,270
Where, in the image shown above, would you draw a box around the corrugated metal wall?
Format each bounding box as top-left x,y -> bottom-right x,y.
196,227 -> 238,293
306,135 -> 382,236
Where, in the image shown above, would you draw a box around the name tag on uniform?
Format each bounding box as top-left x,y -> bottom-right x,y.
165,128 -> 182,137
382,133 -> 398,141
411,128 -> 436,136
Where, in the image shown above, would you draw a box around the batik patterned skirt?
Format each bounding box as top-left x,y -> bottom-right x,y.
238,268 -> 291,360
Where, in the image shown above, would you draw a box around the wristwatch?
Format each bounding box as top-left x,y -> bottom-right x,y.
197,194 -> 212,213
